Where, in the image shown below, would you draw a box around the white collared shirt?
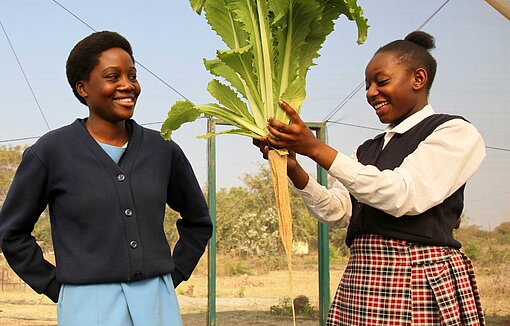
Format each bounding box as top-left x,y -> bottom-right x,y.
297,105 -> 486,227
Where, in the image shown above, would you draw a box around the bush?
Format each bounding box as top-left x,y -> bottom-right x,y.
270,295 -> 315,317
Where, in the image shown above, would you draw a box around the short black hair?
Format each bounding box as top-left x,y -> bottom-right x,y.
376,31 -> 437,91
66,31 -> 135,105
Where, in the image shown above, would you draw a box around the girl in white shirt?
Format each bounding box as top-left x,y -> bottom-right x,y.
258,31 -> 485,325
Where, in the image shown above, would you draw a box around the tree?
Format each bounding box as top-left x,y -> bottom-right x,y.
213,164 -> 342,257
0,146 -> 24,205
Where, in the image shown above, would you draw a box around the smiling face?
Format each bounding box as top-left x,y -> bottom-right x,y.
76,47 -> 141,123
365,51 -> 427,125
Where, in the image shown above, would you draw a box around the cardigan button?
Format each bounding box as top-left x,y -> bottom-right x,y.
129,240 -> 138,249
117,174 -> 126,182
134,272 -> 143,280
124,209 -> 133,217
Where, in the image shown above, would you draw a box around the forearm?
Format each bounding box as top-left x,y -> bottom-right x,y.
287,160 -> 309,190
296,178 -> 351,227
307,142 -> 338,171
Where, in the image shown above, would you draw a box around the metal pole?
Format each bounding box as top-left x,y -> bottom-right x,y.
207,118 -> 217,326
308,122 -> 330,325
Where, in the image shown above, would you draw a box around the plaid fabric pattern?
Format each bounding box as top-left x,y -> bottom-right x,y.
327,234 -> 485,325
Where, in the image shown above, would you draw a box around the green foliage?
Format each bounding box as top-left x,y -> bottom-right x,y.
463,243 -> 480,261
0,146 -> 24,203
270,295 -> 314,317
214,164 -> 319,257
161,0 -> 368,140
223,259 -> 252,276
454,223 -> 510,270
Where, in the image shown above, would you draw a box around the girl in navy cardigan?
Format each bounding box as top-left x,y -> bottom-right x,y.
0,31 -> 212,325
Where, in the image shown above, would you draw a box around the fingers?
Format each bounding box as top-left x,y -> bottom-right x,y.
254,136 -> 270,160
278,99 -> 302,124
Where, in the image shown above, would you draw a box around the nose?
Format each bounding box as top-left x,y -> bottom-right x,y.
365,83 -> 378,102
118,75 -> 136,91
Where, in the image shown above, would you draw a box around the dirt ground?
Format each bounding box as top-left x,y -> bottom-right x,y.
1,264 -> 509,325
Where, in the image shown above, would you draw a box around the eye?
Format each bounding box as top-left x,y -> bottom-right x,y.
129,74 -> 138,82
106,74 -> 119,81
377,79 -> 389,86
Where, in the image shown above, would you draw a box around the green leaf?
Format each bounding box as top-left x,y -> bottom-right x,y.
204,0 -> 249,49
197,128 -> 261,139
189,0 -> 207,14
160,100 -> 201,140
217,46 -> 265,127
207,79 -> 254,123
163,0 -> 369,141
196,103 -> 266,137
204,57 -> 248,99
335,0 -> 370,45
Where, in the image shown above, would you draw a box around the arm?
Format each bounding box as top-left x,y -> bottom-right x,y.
0,148 -> 60,302
264,101 -> 485,217
296,178 -> 352,227
166,146 -> 212,287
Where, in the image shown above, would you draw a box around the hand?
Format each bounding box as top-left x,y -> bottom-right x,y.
252,138 -> 269,160
253,136 -> 308,189
266,100 -> 321,158
268,99 -> 338,170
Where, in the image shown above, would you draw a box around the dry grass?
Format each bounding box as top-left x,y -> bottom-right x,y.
0,255 -> 509,325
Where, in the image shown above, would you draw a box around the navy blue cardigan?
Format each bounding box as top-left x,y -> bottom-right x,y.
0,119 -> 212,303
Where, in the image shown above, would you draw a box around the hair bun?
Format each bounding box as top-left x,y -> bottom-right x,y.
404,31 -> 435,51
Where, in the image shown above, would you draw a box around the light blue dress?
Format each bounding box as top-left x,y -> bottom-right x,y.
57,142 -> 182,326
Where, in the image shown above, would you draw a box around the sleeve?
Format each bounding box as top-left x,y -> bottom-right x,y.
328,119 -> 486,217
0,147 -> 61,302
295,176 -> 352,228
166,146 -> 212,287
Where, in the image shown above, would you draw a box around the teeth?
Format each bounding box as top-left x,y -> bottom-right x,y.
374,101 -> 388,109
116,98 -> 133,103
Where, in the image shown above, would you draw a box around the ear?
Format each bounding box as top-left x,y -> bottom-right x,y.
412,68 -> 428,91
76,81 -> 88,99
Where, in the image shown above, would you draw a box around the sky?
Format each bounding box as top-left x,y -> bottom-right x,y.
0,0 -> 509,230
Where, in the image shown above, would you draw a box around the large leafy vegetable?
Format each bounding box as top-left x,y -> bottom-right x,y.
161,0 -> 368,140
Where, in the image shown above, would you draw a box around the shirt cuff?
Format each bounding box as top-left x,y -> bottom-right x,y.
44,278 -> 61,303
327,151 -> 362,187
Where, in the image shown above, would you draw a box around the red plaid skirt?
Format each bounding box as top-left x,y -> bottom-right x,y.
327,234 -> 485,325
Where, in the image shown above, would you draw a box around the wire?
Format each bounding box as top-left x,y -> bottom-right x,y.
486,145 -> 510,153
323,0 -> 451,123
322,82 -> 365,122
0,20 -> 51,131
326,120 -> 383,132
51,0 -> 95,31
0,136 -> 41,144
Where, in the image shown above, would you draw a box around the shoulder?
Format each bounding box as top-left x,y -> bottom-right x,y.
133,121 -> 184,156
31,120 -> 83,153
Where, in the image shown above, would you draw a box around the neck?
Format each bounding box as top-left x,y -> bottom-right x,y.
85,117 -> 128,146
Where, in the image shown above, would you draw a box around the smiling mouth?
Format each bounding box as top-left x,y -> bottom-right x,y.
373,101 -> 389,110
114,97 -> 135,105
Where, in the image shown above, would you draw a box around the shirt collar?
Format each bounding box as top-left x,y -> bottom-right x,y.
384,104 -> 435,135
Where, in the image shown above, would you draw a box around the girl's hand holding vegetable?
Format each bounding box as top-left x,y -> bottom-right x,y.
253,135 -> 309,190
265,100 -> 338,171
